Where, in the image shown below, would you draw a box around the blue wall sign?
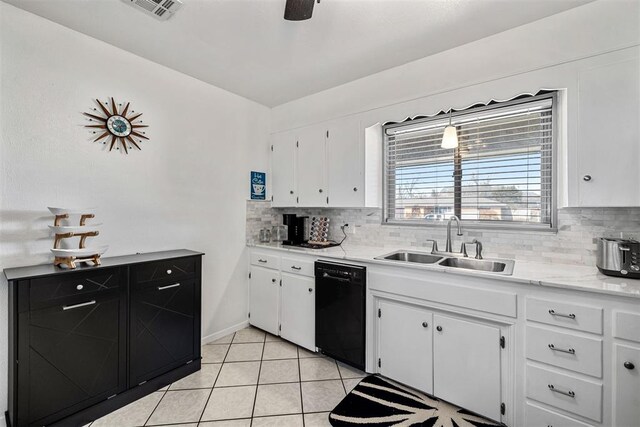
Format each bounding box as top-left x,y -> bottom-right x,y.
251,171 -> 266,200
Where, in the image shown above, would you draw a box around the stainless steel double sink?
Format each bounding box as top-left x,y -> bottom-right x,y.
374,250 -> 515,275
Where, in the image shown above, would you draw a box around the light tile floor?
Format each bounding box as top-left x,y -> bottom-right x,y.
88,326 -> 366,427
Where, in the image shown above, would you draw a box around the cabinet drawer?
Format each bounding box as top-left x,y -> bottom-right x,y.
30,268 -> 120,308
134,257 -> 197,283
614,311 -> 640,343
526,364 -> 602,422
526,325 -> 602,377
526,297 -> 603,334
281,256 -> 314,277
250,251 -> 280,270
526,403 -> 593,427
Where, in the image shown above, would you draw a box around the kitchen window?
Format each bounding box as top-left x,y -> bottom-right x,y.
383,92 -> 556,229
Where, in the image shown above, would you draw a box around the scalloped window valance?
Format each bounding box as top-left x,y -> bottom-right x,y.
382,91 -> 557,230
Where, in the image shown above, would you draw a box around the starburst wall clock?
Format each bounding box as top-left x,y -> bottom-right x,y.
83,97 -> 149,154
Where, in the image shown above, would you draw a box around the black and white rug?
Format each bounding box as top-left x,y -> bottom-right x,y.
329,375 -> 502,427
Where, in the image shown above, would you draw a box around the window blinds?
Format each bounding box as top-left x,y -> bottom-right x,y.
384,93 -> 555,227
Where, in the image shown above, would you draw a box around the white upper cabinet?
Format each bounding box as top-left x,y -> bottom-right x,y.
269,117 -> 381,208
297,125 -> 327,207
271,131 -> 297,207
326,118 -> 365,207
576,58 -> 640,206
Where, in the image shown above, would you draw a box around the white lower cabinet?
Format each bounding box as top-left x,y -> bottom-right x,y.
433,314 -> 502,422
280,273 -> 315,351
249,251 -> 316,350
249,266 -> 280,336
376,298 -> 504,422
377,300 -> 433,393
614,344 -> 640,427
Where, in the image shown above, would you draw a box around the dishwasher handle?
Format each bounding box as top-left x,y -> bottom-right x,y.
320,272 -> 352,283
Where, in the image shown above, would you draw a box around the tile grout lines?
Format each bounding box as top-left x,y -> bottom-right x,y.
195,330 -> 235,426
335,358 -> 347,395
297,346 -> 306,427
249,334 -> 267,426
92,328 -> 367,427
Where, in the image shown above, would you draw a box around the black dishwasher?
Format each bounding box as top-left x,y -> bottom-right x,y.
315,261 -> 366,370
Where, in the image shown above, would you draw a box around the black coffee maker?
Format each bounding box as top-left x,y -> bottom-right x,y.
282,214 -> 308,246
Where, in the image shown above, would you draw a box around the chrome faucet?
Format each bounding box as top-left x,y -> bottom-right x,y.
446,215 -> 463,252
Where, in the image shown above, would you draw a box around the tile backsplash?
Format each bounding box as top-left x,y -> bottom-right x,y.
246,200 -> 640,266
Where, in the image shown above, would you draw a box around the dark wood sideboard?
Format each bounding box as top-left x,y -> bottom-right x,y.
3,249 -> 204,427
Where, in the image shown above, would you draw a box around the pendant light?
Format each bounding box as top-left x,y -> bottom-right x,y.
441,109 -> 459,149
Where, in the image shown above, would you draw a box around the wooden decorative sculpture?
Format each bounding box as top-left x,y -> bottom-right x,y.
83,97 -> 149,153
48,208 -> 108,269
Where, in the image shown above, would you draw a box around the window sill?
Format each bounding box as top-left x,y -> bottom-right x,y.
382,219 -> 557,233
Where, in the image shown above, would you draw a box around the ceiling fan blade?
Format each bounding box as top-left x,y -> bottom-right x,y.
284,0 -> 316,21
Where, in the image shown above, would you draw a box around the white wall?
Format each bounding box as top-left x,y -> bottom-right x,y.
271,0 -> 640,131
0,2 -> 270,414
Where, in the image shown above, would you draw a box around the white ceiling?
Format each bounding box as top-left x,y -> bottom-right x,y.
4,0 -> 592,106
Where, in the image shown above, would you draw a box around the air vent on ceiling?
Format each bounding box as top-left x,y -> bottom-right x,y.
121,0 -> 183,21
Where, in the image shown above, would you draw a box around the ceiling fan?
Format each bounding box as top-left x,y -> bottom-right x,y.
284,0 -> 321,21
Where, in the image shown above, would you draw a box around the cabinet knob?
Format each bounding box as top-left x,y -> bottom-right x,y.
353,187 -> 358,192
319,189 -> 323,193
290,190 -> 294,194
624,361 -> 635,370
166,269 -> 172,275
308,288 -> 313,293
436,326 -> 443,332
583,175 -> 592,182
422,321 -> 428,328
272,278 -> 277,283
76,284 -> 84,291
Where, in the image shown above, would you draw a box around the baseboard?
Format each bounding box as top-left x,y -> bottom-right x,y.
201,319 -> 250,345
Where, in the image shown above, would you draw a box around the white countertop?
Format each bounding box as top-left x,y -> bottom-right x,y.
248,242 -> 640,299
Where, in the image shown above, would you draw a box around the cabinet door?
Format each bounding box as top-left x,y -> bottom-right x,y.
614,344 -> 640,427
297,125 -> 327,207
433,314 -> 502,422
271,131 -> 297,207
577,58 -> 640,206
23,291 -> 125,425
327,118 -> 364,207
378,300 -> 433,393
130,278 -> 198,386
249,266 -> 280,336
280,273 -> 315,351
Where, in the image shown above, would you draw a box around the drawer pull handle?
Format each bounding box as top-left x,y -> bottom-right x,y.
291,266 -> 302,270
548,384 -> 575,398
63,300 -> 96,311
624,361 -> 635,370
258,259 -> 268,263
166,269 -> 172,275
548,344 -> 575,354
548,309 -> 575,319
158,283 -> 181,291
